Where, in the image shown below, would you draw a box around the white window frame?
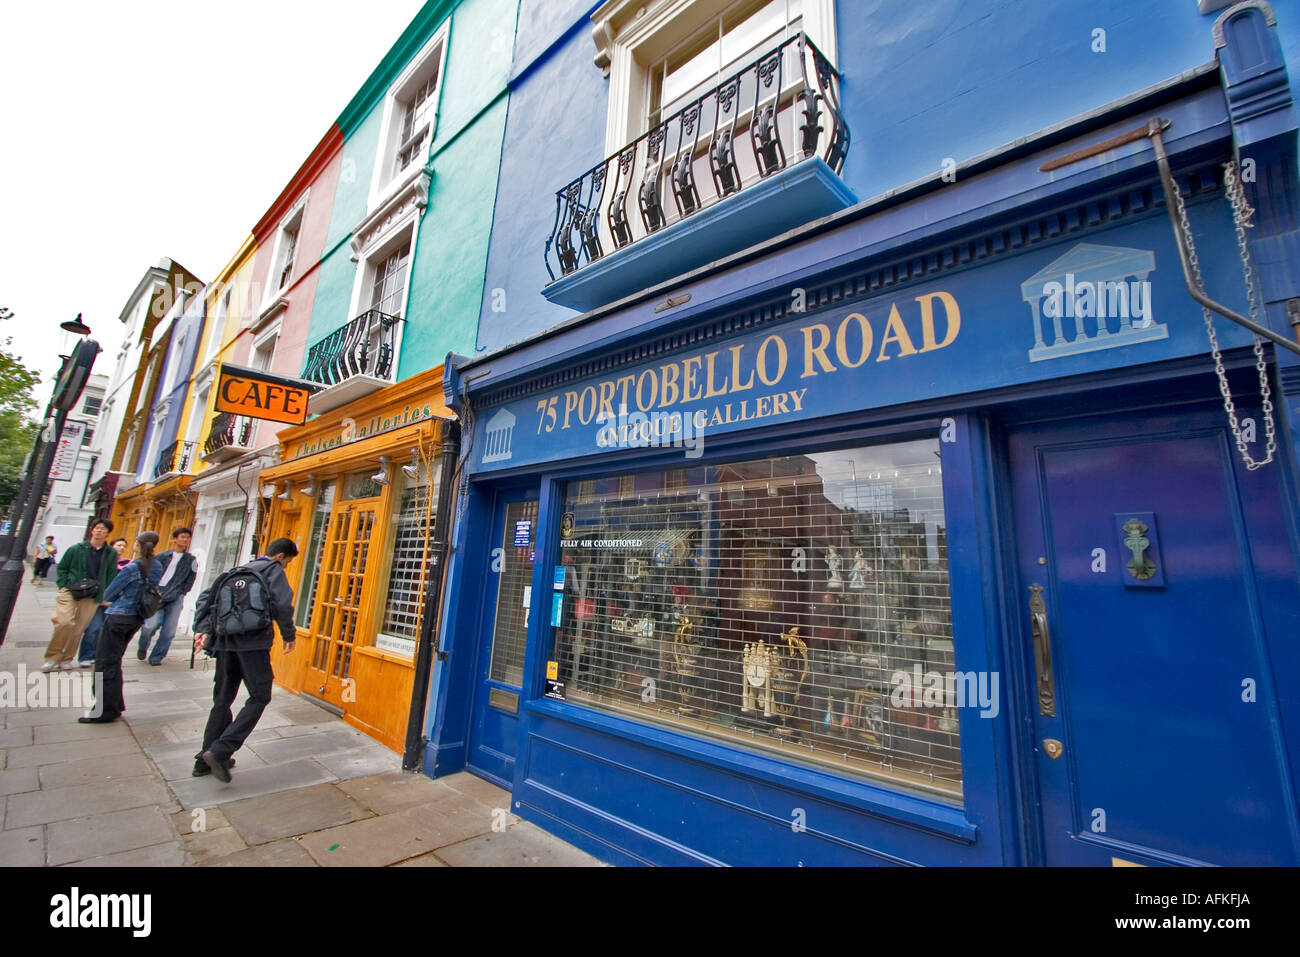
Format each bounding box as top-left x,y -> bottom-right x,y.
186,378 -> 211,449
261,193 -> 309,312
344,218 -> 417,380
367,22 -> 451,212
593,0 -> 837,157
250,320 -> 281,373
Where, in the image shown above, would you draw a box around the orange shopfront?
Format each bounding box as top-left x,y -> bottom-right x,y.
109,473 -> 197,549
257,367 -> 453,753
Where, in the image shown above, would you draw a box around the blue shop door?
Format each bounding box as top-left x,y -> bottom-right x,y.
1008,408 -> 1299,866
466,488 -> 539,788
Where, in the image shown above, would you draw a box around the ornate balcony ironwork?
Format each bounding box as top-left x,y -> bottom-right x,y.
154,440 -> 196,478
302,309 -> 404,388
204,411 -> 252,458
545,32 -> 848,282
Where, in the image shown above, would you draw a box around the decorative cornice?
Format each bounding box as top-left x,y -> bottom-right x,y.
349,166 -> 432,262
252,128 -> 342,244
254,296 -> 289,331
476,164 -> 1227,408
336,0 -> 457,138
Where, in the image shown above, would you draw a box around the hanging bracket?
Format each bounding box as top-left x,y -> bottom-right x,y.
1147,118 -> 1300,357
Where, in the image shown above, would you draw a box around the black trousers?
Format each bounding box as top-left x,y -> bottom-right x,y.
92,613 -> 141,719
199,647 -> 274,763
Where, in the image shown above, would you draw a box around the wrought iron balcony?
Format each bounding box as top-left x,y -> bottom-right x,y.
154,439 -> 196,478
302,309 -> 403,389
544,32 -> 849,299
204,411 -> 252,461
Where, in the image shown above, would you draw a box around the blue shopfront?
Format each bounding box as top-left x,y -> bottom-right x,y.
422,8 -> 1300,866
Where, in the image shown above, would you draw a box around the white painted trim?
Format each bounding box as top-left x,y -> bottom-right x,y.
367,18 -> 452,215
597,0 -> 837,157
259,191 -> 310,313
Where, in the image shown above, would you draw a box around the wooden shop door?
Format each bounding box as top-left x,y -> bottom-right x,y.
305,496 -> 382,709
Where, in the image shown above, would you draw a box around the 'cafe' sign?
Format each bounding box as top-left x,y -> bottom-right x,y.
214,364 -> 319,426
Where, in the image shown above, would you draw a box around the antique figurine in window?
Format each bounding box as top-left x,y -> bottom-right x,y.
671,614 -> 703,713
742,640 -> 775,716
771,626 -> 809,723
848,549 -> 869,591
826,546 -> 843,591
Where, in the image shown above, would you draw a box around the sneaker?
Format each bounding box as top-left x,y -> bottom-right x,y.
78,660 -> 94,668
40,661 -> 57,673
201,751 -> 232,783
136,648 -> 146,660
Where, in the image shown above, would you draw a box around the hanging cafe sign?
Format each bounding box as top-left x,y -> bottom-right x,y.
215,363 -> 321,426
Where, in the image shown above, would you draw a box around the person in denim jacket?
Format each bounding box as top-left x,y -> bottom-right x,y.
81,531 -> 164,724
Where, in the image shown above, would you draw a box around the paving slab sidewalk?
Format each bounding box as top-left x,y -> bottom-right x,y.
1,578 -> 602,867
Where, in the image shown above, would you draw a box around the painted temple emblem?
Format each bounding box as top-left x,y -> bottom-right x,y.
1020,242 -> 1168,362
481,408 -> 517,464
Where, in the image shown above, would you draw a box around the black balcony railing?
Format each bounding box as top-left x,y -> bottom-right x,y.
545,32 -> 848,282
154,439 -> 196,478
204,411 -> 252,458
302,309 -> 403,388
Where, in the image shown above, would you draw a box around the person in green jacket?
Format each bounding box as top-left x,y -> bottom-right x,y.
42,518 -> 118,671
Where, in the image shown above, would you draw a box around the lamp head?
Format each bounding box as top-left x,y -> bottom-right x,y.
372,456 -> 392,487
277,482 -> 295,501
401,448 -> 419,481
61,313 -> 92,336
301,474 -> 317,497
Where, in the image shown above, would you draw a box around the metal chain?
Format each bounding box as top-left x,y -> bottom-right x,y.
1169,160 -> 1276,469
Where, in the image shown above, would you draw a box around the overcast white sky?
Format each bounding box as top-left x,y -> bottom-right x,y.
0,0 -> 427,404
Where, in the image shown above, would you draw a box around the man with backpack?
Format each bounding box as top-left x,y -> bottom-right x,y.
191,538 -> 299,781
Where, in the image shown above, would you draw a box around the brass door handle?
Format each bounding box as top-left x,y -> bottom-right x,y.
1029,584 -> 1056,716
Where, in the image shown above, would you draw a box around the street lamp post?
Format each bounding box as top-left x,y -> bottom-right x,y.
0,317 -> 99,645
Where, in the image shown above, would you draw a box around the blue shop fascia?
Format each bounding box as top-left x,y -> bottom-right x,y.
422,6 -> 1300,865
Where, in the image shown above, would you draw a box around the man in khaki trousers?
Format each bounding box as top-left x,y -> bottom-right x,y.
43,519 -> 117,671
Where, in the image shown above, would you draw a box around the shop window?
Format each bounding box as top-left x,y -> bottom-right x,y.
552,438 -> 959,799
203,506 -> 247,592
375,465 -> 441,653
296,479 -> 337,628
342,469 -> 386,501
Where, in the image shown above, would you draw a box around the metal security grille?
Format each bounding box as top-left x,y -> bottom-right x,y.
552,439 -> 960,798
380,469 -> 439,640
488,499 -> 538,687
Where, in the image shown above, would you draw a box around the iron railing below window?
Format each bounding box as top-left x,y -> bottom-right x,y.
545,32 -> 849,282
155,440 -> 196,478
204,412 -> 252,457
301,309 -> 404,388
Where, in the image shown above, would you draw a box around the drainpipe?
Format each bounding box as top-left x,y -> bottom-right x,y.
402,419 -> 462,771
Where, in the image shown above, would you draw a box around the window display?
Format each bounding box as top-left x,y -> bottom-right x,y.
551,439 -> 960,798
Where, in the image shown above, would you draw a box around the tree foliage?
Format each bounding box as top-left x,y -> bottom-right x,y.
0,341 -> 42,513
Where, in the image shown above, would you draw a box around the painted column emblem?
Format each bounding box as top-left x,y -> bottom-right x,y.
1020,242 -> 1168,361
481,408 -> 516,463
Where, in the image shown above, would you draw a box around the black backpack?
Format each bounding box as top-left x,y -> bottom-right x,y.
136,562 -> 164,619
210,566 -> 274,638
